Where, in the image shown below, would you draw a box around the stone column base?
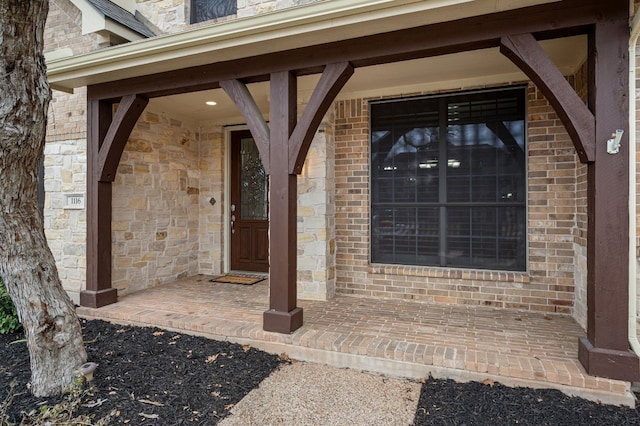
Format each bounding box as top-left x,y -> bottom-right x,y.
264,307 -> 303,334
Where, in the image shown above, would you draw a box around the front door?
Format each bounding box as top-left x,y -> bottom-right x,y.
230,130 -> 269,272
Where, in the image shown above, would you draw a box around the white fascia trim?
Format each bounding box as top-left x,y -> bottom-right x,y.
48,0 -> 561,90
45,48 -> 74,62
628,0 -> 640,358
69,0 -> 106,35
103,20 -> 146,42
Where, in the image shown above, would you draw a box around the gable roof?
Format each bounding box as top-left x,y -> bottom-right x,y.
86,0 -> 155,38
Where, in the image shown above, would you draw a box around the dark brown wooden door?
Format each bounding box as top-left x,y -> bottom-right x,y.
230,130 -> 269,272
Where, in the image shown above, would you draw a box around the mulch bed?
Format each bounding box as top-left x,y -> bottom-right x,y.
2,319 -> 640,425
413,377 -> 640,425
0,319 -> 284,425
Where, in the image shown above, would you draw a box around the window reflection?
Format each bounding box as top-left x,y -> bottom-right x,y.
370,88 -> 527,271
191,0 -> 237,24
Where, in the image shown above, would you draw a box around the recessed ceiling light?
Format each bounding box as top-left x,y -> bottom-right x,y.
206,101 -> 217,106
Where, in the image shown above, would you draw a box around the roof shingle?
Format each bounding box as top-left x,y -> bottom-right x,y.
86,0 -> 156,38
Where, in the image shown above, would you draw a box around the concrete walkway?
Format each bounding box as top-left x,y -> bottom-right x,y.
76,275 -> 635,407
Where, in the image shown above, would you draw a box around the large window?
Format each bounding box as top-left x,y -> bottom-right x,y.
370,87 -> 527,271
191,0 -> 237,24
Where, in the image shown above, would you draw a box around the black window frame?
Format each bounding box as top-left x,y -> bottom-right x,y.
190,0 -> 237,24
370,86 -> 527,272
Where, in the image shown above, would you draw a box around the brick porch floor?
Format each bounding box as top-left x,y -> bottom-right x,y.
76,275 -> 636,406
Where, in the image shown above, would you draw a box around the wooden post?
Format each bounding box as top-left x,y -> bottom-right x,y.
577,2 -> 640,381
223,65 -> 351,333
263,71 -> 303,333
81,99 -> 117,307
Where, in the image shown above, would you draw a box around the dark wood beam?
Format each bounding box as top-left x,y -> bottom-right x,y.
98,94 -> 149,182
87,0 -> 599,101
577,1 -> 640,381
289,62 -> 353,174
500,33 -> 595,163
80,99 -> 117,308
220,79 -> 271,173
263,70 -> 303,333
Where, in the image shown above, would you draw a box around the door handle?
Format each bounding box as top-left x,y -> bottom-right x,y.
231,214 -> 235,234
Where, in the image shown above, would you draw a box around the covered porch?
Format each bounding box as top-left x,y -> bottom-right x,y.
76,275 -> 634,406
47,0 -> 640,386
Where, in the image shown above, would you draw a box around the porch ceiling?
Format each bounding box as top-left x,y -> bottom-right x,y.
147,36 -> 586,126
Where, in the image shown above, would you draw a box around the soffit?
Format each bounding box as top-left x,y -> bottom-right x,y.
47,0 -> 562,91
145,36 -> 586,126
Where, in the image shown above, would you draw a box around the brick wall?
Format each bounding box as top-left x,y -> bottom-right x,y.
334,82 -> 585,317
570,61 -> 589,329
45,0 -> 97,55
46,1 -> 97,142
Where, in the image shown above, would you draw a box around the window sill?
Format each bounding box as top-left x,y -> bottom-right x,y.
368,263 -> 530,284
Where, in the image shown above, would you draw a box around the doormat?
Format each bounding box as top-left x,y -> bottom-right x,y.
209,274 -> 266,285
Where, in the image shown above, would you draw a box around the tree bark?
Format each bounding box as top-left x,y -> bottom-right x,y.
0,0 -> 87,396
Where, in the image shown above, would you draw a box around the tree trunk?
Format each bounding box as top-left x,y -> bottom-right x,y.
0,0 -> 87,396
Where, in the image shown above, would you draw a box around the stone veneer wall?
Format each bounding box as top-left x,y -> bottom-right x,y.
135,0 -> 326,33
106,115 -> 336,300
43,0 -> 339,302
297,115 -> 336,300
43,140 -> 87,302
44,0 -> 101,303
236,0 -> 322,18
111,111 -> 200,295
333,82 -> 584,315
197,125 -> 226,275
108,113 -> 337,300
136,0 -> 189,33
